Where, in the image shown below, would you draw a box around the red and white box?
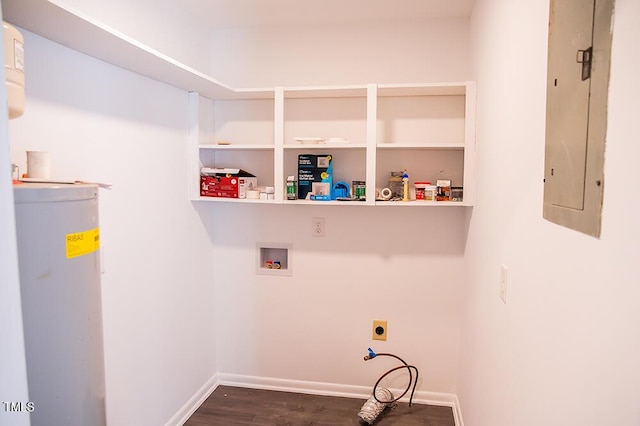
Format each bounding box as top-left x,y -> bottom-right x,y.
200,168 -> 258,199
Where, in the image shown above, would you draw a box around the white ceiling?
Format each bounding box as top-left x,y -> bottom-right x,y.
179,0 -> 475,30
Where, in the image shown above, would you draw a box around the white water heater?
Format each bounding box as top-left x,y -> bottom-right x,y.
14,183 -> 106,426
3,20 -> 25,119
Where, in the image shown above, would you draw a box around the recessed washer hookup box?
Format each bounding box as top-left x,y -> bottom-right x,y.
298,154 -> 333,200
200,168 -> 258,199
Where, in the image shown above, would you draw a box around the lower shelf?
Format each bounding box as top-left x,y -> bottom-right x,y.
194,197 -> 472,206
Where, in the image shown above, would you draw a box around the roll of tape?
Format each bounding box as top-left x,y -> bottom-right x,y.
380,187 -> 392,200
246,190 -> 260,199
26,151 -> 50,179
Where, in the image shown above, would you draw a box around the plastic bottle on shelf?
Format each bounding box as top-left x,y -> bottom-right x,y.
402,171 -> 409,201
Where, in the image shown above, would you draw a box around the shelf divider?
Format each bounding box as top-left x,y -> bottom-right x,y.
274,87 -> 285,201
366,84 -> 378,206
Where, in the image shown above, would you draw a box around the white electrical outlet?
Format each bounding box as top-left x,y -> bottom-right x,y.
500,264 -> 508,304
312,217 -> 325,237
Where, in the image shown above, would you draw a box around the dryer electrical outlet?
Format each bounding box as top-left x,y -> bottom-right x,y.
372,320 -> 387,341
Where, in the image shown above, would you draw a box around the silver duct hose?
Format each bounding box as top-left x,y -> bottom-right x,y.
358,387 -> 394,424
357,348 -> 419,424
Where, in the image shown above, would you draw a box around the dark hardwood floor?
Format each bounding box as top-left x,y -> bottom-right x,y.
184,385 -> 455,426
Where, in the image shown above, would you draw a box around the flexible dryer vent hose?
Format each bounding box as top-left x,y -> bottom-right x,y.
357,348 -> 419,425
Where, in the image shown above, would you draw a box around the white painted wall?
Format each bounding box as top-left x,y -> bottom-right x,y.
207,20 -> 472,397
7,30 -> 217,425
0,6 -> 30,426
209,19 -> 470,87
458,0 -> 640,425
213,204 -> 466,394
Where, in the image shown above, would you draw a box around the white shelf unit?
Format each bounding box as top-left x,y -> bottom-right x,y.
193,82 -> 476,206
3,0 -> 476,207
282,85 -> 369,205
373,82 -> 476,206
193,95 -> 279,202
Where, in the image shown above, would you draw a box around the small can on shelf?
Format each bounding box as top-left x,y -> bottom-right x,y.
451,186 -> 463,202
286,176 -> 297,200
425,185 -> 437,201
414,181 -> 429,200
352,180 -> 366,200
414,181 -> 437,201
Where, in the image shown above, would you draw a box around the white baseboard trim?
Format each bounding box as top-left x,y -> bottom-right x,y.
452,394 -> 465,426
218,373 -> 465,426
165,373 -> 218,426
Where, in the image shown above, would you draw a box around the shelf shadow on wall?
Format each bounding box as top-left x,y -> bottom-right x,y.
201,203 -> 471,258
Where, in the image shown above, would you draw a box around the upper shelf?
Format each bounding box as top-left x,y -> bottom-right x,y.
2,0 -> 273,100
199,144 -> 275,150
377,83 -> 467,97
283,85 -> 368,99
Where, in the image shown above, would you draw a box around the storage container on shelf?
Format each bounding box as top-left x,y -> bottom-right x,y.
414,181 -> 437,201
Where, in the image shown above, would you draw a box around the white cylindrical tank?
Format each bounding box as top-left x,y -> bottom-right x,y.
13,183 -> 106,426
3,21 -> 25,119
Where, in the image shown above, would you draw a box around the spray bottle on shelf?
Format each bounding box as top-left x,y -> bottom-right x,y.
402,170 -> 409,201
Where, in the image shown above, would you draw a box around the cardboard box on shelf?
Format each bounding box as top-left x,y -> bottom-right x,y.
298,154 -> 333,200
436,179 -> 452,201
200,168 -> 258,199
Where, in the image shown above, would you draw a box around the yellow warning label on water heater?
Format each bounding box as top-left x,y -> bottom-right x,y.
65,228 -> 100,259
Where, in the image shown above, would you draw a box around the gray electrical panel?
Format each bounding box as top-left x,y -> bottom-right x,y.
543,0 -> 614,237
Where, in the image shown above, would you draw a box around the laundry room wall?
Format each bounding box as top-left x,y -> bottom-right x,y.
209,19 -> 470,87
204,19 -> 472,398
459,0 -> 640,425
7,30 -> 218,426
